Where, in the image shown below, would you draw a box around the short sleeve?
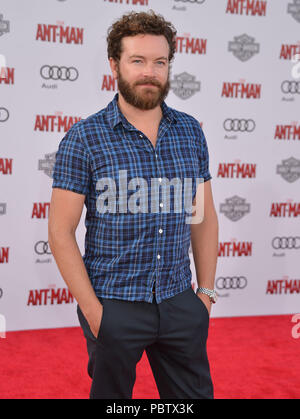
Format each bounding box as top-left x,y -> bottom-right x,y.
197,123 -> 212,182
52,125 -> 90,195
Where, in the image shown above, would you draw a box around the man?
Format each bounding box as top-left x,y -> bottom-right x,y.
48,10 -> 219,399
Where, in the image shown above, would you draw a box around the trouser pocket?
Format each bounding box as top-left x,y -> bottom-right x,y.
189,287 -> 210,323
77,297 -> 105,341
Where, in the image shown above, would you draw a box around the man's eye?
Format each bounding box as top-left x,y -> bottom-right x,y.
133,60 -> 142,63
156,61 -> 165,65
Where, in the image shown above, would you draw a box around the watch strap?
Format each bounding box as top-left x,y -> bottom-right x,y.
196,287 -> 217,303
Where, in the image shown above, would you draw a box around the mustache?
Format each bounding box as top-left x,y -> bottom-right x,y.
134,78 -> 162,87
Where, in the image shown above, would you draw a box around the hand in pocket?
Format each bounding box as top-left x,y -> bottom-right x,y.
89,304 -> 104,339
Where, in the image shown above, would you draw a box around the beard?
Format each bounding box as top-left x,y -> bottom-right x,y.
116,65 -> 170,110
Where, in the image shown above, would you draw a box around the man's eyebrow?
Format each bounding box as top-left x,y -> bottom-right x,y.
128,55 -> 168,61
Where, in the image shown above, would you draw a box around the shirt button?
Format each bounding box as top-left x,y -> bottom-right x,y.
155,153 -> 158,158
159,229 -> 163,234
159,202 -> 163,208
158,178 -> 162,183
157,254 -> 161,259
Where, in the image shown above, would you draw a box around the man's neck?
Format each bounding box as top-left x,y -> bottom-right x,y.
117,92 -> 163,126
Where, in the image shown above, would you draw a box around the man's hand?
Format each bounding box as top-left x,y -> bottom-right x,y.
196,291 -> 212,317
49,188 -> 106,340
87,304 -> 104,339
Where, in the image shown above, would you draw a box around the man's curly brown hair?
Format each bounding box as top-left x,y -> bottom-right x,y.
107,10 -> 177,63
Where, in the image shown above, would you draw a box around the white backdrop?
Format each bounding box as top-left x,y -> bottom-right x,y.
1,0 -> 300,332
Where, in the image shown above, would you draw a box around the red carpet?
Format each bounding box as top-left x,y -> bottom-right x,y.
0,315 -> 299,399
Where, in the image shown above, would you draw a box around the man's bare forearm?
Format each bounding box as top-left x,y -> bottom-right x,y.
190,214 -> 219,290
48,231 -> 102,321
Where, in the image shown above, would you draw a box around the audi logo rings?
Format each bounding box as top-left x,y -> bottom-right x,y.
34,241 -> 52,255
272,237 -> 300,250
40,65 -> 79,81
0,107 -> 9,122
281,80 -> 300,94
223,119 -> 255,132
216,276 -> 247,290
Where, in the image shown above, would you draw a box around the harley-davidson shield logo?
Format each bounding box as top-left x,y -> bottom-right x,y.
287,0 -> 300,23
38,151 -> 57,178
276,157 -> 300,183
170,72 -> 201,99
220,195 -> 250,221
228,34 -> 260,62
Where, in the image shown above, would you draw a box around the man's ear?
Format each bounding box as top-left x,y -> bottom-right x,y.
109,57 -> 118,79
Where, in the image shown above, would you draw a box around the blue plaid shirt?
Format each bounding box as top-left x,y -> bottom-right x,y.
52,93 -> 212,303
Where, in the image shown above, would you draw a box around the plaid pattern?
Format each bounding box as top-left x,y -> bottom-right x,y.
52,93 -> 212,303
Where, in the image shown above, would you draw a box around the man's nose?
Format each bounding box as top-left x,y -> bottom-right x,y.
141,63 -> 157,77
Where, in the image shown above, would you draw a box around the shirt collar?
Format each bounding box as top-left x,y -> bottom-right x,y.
108,92 -> 177,130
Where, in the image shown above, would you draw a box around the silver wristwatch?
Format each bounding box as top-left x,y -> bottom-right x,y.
196,287 -> 218,304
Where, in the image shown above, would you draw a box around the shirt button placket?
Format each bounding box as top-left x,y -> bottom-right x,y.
154,149 -> 162,300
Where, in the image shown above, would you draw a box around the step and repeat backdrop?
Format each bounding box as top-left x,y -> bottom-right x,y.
1,0 -> 300,331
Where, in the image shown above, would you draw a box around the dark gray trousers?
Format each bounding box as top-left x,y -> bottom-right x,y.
77,286 -> 213,399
